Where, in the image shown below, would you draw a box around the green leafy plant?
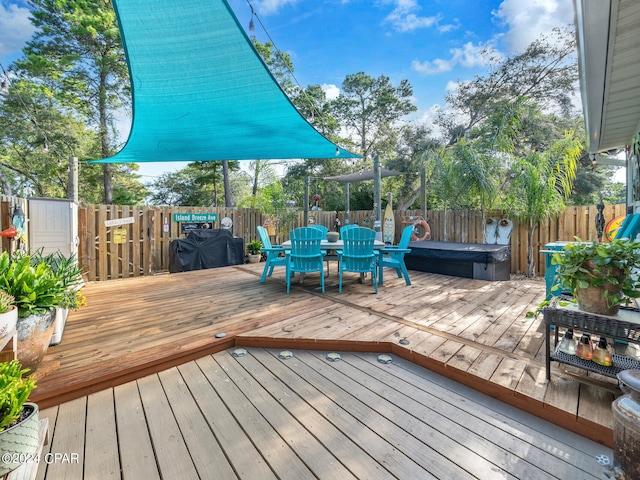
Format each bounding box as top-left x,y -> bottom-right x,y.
0,291 -> 15,315
0,360 -> 36,431
29,251 -> 85,310
0,252 -> 67,318
246,240 -> 263,256
552,238 -> 640,307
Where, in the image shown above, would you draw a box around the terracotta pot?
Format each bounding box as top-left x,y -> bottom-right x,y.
0,402 -> 40,476
16,310 -> 55,373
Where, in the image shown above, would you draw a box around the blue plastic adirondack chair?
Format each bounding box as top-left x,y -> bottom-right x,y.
337,226 -> 378,294
309,224 -> 328,238
340,224 -> 358,236
379,225 -> 413,285
257,226 -> 286,283
286,227 -> 326,293
310,224 -> 336,274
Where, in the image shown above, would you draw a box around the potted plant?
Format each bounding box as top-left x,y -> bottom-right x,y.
30,251 -> 85,346
0,360 -> 38,476
0,291 -> 17,347
0,252 -> 66,372
246,240 -> 263,263
551,238 -> 640,315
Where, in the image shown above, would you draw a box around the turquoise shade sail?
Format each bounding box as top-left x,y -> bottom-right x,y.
90,0 -> 360,164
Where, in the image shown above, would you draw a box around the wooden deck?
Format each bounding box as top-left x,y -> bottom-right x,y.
32,262 -> 627,453
35,349 -> 612,480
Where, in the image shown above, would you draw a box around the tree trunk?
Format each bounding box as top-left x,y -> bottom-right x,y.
99,68 -> 113,204
223,160 -> 232,207
526,221 -> 537,277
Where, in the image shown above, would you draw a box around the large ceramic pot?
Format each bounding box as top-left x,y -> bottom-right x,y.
0,402 -> 40,476
0,307 -> 18,345
16,310 -> 55,373
574,282 -> 623,316
574,260 -> 624,316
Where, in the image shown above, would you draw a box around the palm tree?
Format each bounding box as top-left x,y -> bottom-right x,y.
505,131 -> 582,277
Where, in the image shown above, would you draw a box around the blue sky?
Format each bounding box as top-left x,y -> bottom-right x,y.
1,0 -> 576,178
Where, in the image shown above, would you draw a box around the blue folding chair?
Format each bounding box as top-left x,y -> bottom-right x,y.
337,226 -> 378,294
257,226 -> 287,283
379,225 -> 413,285
286,227 -> 326,293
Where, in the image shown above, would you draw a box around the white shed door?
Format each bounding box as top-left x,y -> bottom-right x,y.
28,198 -> 78,257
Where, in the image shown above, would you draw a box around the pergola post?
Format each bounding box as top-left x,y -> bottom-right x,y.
420,166 -> 426,217
344,183 -> 350,225
373,156 -> 382,240
304,175 -> 310,225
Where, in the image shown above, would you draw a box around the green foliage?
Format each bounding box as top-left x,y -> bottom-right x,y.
147,161 -> 240,206
552,238 -> 640,305
329,72 -> 417,158
16,0 -> 130,203
0,291 -> 15,315
29,251 -> 86,310
0,252 -> 67,318
437,26 -> 577,144
0,360 -> 36,431
246,240 -> 263,255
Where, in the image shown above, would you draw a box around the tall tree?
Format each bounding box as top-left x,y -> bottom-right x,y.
329,72 -> 417,159
16,0 -> 130,204
505,131 -> 582,277
385,124 -> 441,210
437,26 -> 577,145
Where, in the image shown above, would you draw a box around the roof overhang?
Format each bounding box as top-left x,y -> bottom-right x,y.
574,0 -> 640,154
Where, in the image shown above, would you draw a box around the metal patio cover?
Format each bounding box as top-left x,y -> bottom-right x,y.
90,0 -> 360,164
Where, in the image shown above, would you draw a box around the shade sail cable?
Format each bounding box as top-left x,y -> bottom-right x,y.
89,0 -> 360,164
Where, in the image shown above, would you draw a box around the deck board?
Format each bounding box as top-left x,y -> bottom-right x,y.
29,262 -> 634,453
37,348 -> 612,479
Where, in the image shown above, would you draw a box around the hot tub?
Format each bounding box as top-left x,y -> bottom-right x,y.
404,241 -> 511,281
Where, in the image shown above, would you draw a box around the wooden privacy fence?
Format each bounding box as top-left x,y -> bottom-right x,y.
74,203 -> 628,282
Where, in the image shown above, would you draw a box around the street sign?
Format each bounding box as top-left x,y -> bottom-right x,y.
173,213 -> 218,223
104,217 -> 135,227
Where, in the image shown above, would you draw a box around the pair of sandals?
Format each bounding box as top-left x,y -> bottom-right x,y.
485,218 -> 512,245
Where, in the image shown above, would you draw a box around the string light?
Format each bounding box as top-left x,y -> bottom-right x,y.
246,0 -> 332,139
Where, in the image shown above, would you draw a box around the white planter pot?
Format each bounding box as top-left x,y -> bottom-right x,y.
50,307 -> 69,347
0,307 -> 18,345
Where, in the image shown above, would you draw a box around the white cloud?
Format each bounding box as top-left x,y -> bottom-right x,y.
254,0 -> 299,15
493,0 -> 574,52
0,3 -> 35,63
411,42 -> 498,75
320,83 -> 340,100
444,80 -> 459,93
438,19 -> 461,33
382,0 -> 441,32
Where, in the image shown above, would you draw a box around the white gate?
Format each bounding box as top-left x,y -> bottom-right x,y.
28,198 -> 79,258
